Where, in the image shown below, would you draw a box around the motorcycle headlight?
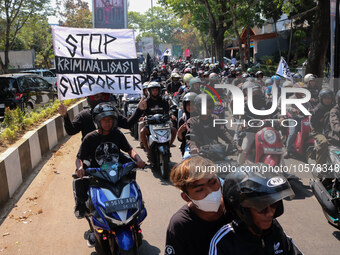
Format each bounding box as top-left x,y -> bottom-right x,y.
263,130 -> 276,145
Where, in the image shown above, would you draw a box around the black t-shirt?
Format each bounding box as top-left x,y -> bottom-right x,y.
145,97 -> 170,116
165,204 -> 232,255
77,129 -> 132,168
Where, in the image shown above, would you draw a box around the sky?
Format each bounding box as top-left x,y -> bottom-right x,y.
48,0 -> 160,24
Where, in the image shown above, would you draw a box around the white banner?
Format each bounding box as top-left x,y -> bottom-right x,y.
276,57 -> 293,81
52,26 -> 142,100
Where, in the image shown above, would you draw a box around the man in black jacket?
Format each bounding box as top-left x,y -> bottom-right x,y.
310,88 -> 334,165
139,82 -> 177,158
209,169 -> 303,255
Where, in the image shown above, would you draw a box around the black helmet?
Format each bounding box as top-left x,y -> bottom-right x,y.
194,93 -> 215,114
92,102 -> 119,130
223,168 -> 294,233
87,93 -> 111,109
319,88 -> 334,104
335,90 -> 340,105
182,92 -> 197,114
147,81 -> 161,97
255,70 -> 263,78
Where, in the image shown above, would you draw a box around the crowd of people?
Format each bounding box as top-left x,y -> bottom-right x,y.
57,57 -> 340,254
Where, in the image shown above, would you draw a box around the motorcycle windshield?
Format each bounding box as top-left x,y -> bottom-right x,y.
90,162 -> 136,184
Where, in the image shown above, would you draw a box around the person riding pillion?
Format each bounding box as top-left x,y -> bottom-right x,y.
209,168 -> 303,255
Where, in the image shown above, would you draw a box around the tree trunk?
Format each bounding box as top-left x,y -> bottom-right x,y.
306,0 -> 330,77
274,21 -> 281,58
229,1 -> 245,68
216,27 -> 225,66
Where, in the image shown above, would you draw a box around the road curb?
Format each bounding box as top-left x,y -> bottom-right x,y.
0,100 -> 87,209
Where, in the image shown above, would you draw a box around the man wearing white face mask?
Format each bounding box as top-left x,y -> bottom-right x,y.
165,156 -> 232,255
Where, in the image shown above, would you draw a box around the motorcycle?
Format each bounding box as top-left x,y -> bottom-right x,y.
125,97 -> 140,140
284,116 -> 315,163
75,161 -> 147,255
146,113 -> 172,179
310,145 -> 340,228
240,120 -> 284,166
198,142 -> 238,179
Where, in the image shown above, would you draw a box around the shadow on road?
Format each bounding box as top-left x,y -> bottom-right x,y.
286,178 -> 313,200
149,161 -> 177,186
139,239 -> 161,255
332,231 -> 340,240
90,240 -> 160,255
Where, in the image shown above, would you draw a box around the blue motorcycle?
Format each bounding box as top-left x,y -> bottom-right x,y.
83,161 -> 147,255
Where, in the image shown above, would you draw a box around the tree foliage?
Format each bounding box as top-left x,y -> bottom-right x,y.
128,6 -> 181,45
56,0 -> 92,28
0,0 -> 52,73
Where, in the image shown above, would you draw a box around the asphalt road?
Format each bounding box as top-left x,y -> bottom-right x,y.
0,129 -> 340,255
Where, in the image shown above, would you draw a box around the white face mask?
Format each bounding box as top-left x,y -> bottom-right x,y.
189,189 -> 222,212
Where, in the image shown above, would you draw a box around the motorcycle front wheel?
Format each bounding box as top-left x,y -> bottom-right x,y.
159,153 -> 170,180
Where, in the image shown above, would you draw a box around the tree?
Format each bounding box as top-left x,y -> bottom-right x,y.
305,0 -> 329,77
160,0 -> 230,64
17,15 -> 54,68
56,0 -> 92,28
0,0 -> 52,73
128,6 -> 181,47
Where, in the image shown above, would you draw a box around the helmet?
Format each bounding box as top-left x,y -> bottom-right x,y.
184,68 -> 192,74
336,90 -> 340,105
172,68 -> 180,73
87,93 -> 111,109
319,88 -> 334,103
147,81 -> 161,97
264,78 -> 272,87
255,71 -> 263,78
230,67 -> 236,72
247,68 -> 252,73
92,102 -> 119,130
209,73 -> 218,80
194,94 -> 215,113
203,71 -> 210,77
183,73 -> 194,84
271,75 -> 281,83
242,73 -> 250,78
282,80 -> 293,88
235,67 -> 242,73
293,73 -> 302,82
198,70 -> 204,75
171,72 -> 181,79
223,168 -> 295,233
142,82 -> 150,90
182,92 -> 197,114
189,77 -> 203,89
304,73 -> 316,83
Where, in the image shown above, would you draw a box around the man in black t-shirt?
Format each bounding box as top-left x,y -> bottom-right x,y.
58,92 -> 147,218
139,82 -> 177,158
165,156 -> 232,255
76,102 -> 145,178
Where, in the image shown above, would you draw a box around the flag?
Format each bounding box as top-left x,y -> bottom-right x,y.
276,57 -> 293,81
162,48 -> 172,57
